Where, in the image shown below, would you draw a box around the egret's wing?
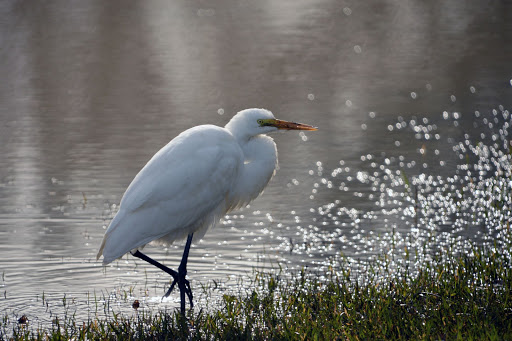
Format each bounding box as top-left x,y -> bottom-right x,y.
98,126 -> 242,264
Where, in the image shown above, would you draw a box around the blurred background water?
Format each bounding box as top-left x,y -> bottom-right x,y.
0,0 -> 511,327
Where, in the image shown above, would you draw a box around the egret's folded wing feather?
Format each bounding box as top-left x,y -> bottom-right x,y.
98,126 -> 242,264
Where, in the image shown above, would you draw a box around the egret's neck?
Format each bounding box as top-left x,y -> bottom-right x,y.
225,122 -> 251,143
228,134 -> 278,211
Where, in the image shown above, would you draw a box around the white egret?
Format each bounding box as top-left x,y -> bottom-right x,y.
97,108 -> 317,313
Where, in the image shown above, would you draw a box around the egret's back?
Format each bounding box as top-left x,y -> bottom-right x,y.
97,125 -> 243,264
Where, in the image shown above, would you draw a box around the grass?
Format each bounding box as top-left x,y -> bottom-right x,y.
3,239 -> 511,340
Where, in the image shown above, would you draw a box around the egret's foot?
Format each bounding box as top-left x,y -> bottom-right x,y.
130,249 -> 193,314
163,274 -> 193,314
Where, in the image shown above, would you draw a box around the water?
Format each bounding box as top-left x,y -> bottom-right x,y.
1,0 -> 511,329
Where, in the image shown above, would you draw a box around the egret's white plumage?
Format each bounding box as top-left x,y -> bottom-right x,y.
97,108 -> 316,265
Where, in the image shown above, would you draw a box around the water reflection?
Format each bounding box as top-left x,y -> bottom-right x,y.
0,0 -> 511,328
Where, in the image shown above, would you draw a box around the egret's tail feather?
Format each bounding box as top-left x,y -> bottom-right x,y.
97,236 -> 107,261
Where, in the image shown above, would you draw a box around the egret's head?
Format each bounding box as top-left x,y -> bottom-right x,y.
226,108 -> 317,140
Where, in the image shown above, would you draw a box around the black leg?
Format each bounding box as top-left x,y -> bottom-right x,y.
131,234 -> 194,314
131,250 -> 179,278
172,233 -> 194,313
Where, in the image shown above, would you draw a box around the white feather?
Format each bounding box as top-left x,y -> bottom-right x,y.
98,125 -> 243,264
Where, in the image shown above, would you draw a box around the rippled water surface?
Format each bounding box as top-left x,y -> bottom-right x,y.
1,0 -> 511,328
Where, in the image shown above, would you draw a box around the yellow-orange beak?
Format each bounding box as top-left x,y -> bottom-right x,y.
260,118 -> 318,131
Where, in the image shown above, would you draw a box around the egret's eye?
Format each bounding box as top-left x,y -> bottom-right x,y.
258,119 -> 274,127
